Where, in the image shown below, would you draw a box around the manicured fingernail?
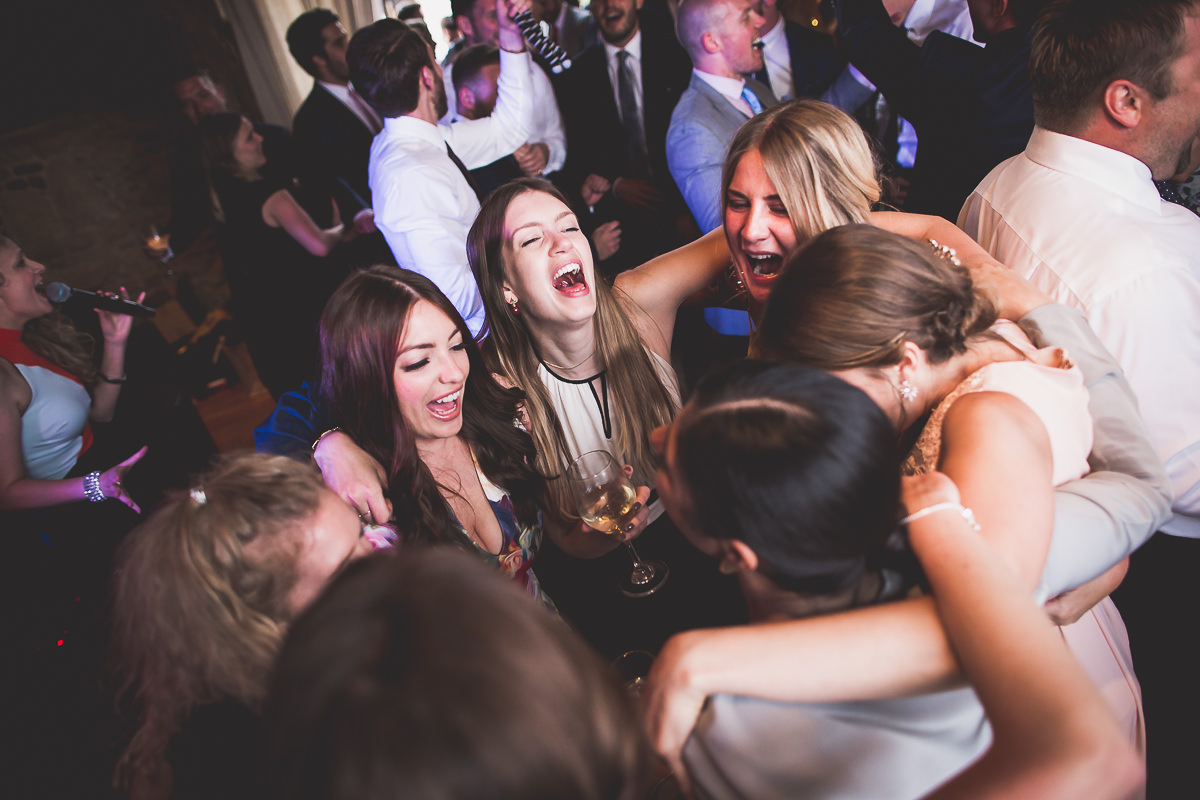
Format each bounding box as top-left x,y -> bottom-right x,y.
630,502 -> 642,513
625,522 -> 636,533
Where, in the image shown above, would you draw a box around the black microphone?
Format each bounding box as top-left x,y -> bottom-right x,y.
510,11 -> 572,74
45,282 -> 156,318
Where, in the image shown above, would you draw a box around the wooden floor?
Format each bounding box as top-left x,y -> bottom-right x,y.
193,383 -> 278,454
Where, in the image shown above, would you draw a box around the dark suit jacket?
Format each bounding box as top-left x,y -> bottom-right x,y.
838,0 -> 1035,220
554,22 -> 692,199
756,21 -> 846,101
292,83 -> 374,218
553,20 -> 694,270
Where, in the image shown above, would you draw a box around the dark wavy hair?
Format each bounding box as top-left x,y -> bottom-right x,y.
346,18 -> 432,118
668,360 -> 900,597
757,224 -> 998,370
286,8 -> 341,78
317,266 -> 544,544
268,549 -> 650,800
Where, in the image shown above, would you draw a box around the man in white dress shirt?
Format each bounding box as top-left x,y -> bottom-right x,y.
443,0 -> 567,179
959,1 -> 1200,790
347,0 -> 533,338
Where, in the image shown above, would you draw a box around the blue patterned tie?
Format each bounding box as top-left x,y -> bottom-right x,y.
741,85 -> 763,116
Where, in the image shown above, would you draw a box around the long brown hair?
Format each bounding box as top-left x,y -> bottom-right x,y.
722,100 -> 879,246
110,454 -> 327,787
757,225 -> 998,369
467,179 -> 678,520
197,111 -> 250,223
317,266 -> 544,541
0,234 -> 99,386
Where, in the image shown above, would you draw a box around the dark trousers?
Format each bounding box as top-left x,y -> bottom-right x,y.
1111,531 -> 1200,799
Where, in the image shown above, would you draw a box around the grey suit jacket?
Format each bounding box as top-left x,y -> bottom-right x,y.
1019,304 -> 1172,600
666,73 -> 778,232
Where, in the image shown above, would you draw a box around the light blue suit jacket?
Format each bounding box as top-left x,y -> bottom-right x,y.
666,73 -> 779,233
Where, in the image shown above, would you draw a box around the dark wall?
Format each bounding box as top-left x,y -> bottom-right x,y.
0,0 -> 259,133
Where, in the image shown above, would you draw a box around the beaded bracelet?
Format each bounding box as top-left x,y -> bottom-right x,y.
900,501 -> 981,532
83,471 -> 107,503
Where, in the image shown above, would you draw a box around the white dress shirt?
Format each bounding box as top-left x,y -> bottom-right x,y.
370,49 -> 534,337
441,51 -> 567,174
758,16 -> 794,101
903,0 -> 974,44
605,29 -> 644,125
693,69 -> 755,117
961,127 -> 1200,538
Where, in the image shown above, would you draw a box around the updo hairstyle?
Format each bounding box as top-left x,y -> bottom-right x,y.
757,225 -> 998,369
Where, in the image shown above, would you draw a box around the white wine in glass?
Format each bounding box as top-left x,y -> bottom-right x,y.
567,450 -> 668,598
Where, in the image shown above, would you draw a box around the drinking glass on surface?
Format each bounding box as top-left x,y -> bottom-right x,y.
567,450 -> 669,598
611,649 -> 656,697
143,226 -> 175,275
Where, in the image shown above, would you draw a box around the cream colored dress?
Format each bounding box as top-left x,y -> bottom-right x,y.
903,327 -> 1146,760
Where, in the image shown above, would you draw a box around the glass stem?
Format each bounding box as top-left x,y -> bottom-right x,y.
623,541 -> 655,582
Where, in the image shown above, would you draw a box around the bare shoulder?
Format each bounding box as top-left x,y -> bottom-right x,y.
941,390 -> 1050,459
0,357 -> 32,415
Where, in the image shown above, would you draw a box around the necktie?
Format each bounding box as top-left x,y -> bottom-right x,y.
446,143 -> 484,203
617,50 -> 649,175
741,85 -> 763,116
348,88 -> 382,135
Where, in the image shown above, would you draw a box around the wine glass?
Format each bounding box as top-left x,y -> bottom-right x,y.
567,450 -> 669,598
142,225 -> 175,277
611,649 -> 656,698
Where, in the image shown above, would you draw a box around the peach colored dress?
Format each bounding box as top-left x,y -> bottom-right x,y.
903,327 -> 1146,760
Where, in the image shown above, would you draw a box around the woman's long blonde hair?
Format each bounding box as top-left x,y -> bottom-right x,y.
722,99 -> 881,245
110,454 -> 327,787
468,180 -> 678,520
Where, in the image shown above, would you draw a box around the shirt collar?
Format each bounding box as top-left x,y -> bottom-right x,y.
604,28 -> 642,65
693,68 -> 746,105
1025,128 -> 1166,213
382,115 -> 445,147
760,15 -> 785,46
317,80 -> 353,101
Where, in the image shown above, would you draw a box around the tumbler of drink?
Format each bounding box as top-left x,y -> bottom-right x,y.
567,450 -> 668,598
143,226 -> 174,264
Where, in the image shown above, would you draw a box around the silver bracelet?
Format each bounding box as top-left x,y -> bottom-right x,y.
900,501 -> 981,531
83,471 -> 106,503
311,427 -> 344,454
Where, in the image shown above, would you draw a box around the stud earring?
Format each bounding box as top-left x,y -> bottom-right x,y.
506,297 -> 519,315
899,379 -> 918,403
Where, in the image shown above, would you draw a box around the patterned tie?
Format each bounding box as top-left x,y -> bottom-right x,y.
741,85 -> 763,116
348,88 -> 382,134
446,143 -> 484,203
617,50 -> 649,176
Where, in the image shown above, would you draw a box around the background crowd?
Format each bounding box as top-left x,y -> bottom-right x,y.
4,0 -> 1199,797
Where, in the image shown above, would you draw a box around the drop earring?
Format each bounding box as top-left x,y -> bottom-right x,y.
506,297 -> 520,315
